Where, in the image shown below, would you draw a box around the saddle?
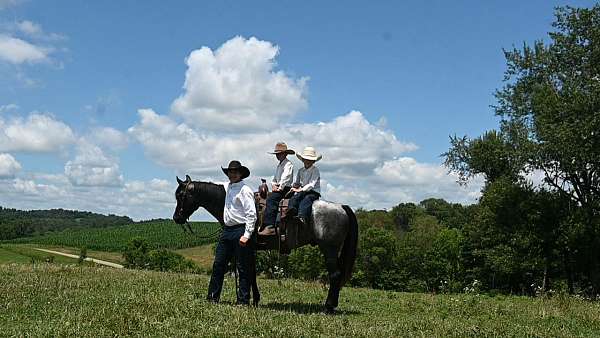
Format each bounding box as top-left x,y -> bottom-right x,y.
254,191 -> 303,254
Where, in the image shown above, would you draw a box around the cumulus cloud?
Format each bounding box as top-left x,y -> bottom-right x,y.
89,127 -> 128,151
0,34 -> 50,64
171,36 -> 308,131
64,139 -> 124,187
16,20 -> 41,36
127,107 -> 485,211
129,108 -> 417,180
0,153 -> 21,178
370,157 -> 482,204
0,112 -> 75,152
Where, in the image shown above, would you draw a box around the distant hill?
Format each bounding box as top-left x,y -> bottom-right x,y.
0,206 -> 133,240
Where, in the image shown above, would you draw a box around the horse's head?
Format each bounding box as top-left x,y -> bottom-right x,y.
173,174 -> 199,224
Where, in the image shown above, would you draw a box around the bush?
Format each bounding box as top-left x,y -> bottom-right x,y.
287,245 -> 326,280
123,237 -> 199,273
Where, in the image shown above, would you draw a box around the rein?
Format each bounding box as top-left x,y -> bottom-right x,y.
183,221 -> 223,240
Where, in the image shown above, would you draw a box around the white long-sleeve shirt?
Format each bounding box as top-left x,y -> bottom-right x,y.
294,165 -> 321,194
223,180 -> 256,239
272,158 -> 294,188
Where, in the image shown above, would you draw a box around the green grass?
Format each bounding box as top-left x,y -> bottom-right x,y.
1,264 -> 599,337
0,244 -> 83,265
174,244 -> 215,270
5,220 -> 220,252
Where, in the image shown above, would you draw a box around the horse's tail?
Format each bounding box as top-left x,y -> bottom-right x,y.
340,205 -> 358,287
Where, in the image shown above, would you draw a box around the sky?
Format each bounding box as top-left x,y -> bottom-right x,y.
0,0 -> 595,220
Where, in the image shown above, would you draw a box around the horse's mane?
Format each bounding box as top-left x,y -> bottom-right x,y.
191,181 -> 226,224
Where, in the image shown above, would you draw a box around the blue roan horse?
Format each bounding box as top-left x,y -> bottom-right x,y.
172,175 -> 358,313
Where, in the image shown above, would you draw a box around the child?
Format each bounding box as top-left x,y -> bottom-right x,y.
287,146 -> 321,223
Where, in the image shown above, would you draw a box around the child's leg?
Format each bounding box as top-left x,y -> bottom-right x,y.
288,191 -> 305,214
298,193 -> 319,220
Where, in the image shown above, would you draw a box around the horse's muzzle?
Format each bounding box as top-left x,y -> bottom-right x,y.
173,210 -> 186,224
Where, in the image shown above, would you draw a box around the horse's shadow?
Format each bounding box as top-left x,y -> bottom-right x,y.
260,301 -> 361,315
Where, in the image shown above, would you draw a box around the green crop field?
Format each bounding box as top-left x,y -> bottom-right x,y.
4,221 -> 221,252
1,264 -> 599,337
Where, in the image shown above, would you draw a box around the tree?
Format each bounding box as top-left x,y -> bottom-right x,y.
494,5 -> 600,217
445,4 -> 600,293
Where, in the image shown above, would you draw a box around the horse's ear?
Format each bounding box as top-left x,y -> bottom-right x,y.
185,174 -> 192,183
176,176 -> 184,185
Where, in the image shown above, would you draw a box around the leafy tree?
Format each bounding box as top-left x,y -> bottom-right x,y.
389,203 -> 424,233
355,227 -> 400,289
445,4 -> 600,293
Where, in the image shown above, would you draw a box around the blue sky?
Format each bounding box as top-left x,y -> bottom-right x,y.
0,0 -> 595,220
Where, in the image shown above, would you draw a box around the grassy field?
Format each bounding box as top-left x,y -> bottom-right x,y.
175,243 -> 215,270
5,220 -> 220,252
0,244 -> 85,265
1,264 -> 599,337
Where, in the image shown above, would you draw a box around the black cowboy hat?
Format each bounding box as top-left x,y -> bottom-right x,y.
221,160 -> 250,179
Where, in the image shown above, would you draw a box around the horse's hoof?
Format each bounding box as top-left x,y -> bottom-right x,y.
324,306 -> 336,315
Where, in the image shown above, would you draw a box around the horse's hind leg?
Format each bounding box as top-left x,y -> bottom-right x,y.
321,244 -> 342,314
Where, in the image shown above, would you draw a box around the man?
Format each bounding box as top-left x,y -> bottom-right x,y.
207,160 -> 256,305
258,142 -> 294,236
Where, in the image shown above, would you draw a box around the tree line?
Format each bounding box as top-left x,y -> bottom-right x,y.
0,206 -> 133,240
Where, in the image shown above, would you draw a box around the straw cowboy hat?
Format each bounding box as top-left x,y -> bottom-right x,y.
268,142 -> 295,155
296,146 -> 322,162
221,160 -> 250,179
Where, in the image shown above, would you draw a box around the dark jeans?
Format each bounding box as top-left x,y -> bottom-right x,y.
263,186 -> 291,227
289,191 -> 320,220
207,225 -> 254,304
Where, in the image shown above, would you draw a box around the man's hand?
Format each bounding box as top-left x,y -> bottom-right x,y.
272,184 -> 280,192
239,236 -> 249,247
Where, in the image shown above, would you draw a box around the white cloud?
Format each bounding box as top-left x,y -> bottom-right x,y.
127,107 -> 482,212
89,127 -> 128,151
13,20 -> 66,41
0,153 -> 21,178
129,109 -> 417,181
0,34 -> 50,64
64,139 -> 124,187
0,174 -> 183,221
0,103 -> 19,113
16,20 -> 42,36
0,112 -> 75,152
171,36 -> 308,131
371,157 -> 482,204
12,178 -> 38,194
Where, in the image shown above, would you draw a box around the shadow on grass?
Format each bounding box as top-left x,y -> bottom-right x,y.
260,301 -> 361,315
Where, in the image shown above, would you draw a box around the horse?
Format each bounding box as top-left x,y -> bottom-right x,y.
172,175 -> 358,313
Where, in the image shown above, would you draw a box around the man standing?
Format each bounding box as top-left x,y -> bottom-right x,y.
207,160 -> 256,305
258,142 -> 294,236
